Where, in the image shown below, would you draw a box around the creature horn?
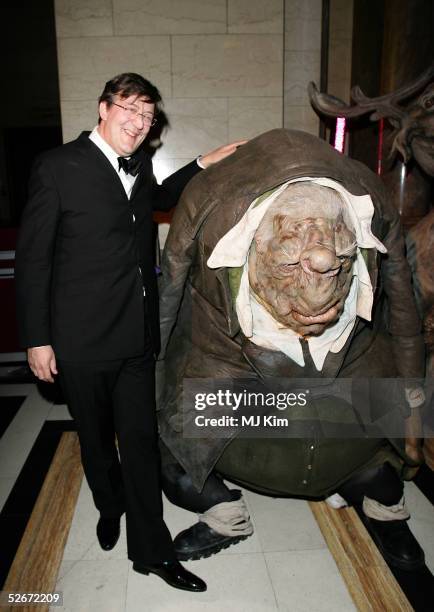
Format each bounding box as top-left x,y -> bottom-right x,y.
308,62 -> 434,124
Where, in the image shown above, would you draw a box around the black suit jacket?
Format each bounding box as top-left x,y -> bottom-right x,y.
15,131 -> 201,361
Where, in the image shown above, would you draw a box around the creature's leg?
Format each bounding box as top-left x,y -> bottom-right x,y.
337,463 -> 425,571
161,444 -> 253,560
337,463 -> 403,506
162,461 -> 235,512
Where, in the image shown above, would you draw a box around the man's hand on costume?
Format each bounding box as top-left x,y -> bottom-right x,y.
28,345 -> 58,383
199,140 -> 248,168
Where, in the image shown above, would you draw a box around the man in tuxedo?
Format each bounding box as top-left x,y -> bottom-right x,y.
15,72 -> 243,592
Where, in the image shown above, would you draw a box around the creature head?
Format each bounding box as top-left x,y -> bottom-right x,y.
309,63 -> 434,176
399,82 -> 434,176
249,183 -> 357,337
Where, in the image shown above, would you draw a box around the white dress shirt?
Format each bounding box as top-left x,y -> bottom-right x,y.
89,127 -> 137,199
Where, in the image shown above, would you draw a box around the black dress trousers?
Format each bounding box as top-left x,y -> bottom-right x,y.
58,334 -> 175,564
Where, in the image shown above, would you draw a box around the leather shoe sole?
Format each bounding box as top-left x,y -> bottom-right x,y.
175,521 -> 251,561
133,560 -> 206,592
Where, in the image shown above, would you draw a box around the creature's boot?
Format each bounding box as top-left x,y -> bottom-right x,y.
162,458 -> 253,561
337,463 -> 425,571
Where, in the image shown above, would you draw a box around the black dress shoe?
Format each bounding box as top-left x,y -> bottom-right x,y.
175,521 -> 251,561
133,560 -> 207,592
361,514 -> 425,571
96,517 -> 120,551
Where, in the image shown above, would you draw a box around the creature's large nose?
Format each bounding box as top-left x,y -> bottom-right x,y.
300,245 -> 340,274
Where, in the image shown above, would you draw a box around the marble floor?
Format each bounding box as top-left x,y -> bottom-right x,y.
0,383 -> 433,612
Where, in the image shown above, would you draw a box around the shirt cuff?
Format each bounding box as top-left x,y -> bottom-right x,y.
196,156 -> 206,169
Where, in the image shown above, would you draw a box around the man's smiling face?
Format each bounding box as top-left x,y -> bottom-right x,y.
98,94 -> 155,157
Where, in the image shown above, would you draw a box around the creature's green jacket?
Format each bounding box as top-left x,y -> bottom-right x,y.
157,129 -> 424,495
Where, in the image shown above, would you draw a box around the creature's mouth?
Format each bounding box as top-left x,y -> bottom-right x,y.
292,304 -> 339,326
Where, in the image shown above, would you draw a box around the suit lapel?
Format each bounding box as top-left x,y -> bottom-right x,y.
129,149 -> 147,202
76,132 -> 129,201
130,169 -> 144,202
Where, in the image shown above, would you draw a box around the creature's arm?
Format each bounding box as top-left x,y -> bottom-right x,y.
381,201 -> 425,465
158,172 -> 210,358
381,205 -> 425,377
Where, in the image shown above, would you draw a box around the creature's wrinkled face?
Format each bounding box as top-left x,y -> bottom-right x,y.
249,208 -> 357,337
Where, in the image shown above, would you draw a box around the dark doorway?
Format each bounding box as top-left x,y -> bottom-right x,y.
0,0 -> 62,228
0,0 -> 62,356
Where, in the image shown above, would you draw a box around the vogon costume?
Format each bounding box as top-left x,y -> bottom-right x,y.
157,129 -> 426,569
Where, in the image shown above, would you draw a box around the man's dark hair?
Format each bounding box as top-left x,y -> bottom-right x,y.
98,73 -> 162,118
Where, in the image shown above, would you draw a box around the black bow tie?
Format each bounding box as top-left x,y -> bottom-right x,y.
118,155 -> 142,176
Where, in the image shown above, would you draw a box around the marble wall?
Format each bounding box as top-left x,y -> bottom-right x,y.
55,1 -> 354,180
55,0 -> 285,181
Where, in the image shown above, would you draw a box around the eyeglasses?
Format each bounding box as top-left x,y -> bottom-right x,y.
112,102 -> 157,126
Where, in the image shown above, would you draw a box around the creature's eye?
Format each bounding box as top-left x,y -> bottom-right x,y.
424,97 -> 433,109
278,262 -> 298,271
